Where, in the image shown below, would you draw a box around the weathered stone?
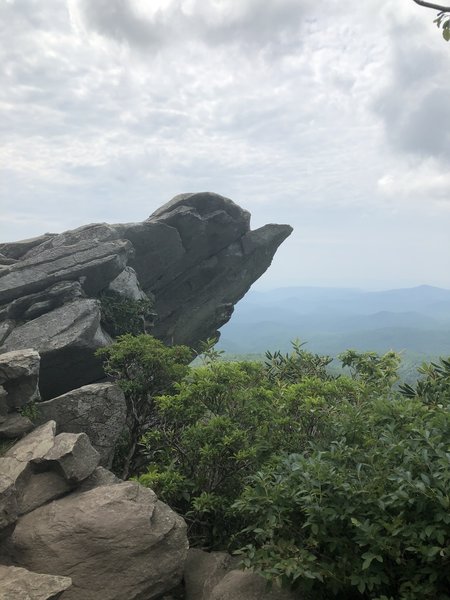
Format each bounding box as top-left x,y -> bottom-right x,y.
0,321 -> 13,346
38,432 -> 100,484
75,466 -> 121,494
0,238 -> 132,304
0,565 -> 72,599
6,280 -> 84,321
2,300 -> 111,399
0,253 -> 17,266
0,413 -> 33,439
107,266 -> 149,301
18,470 -> 71,515
0,474 -> 18,530
151,221 -> 292,347
210,570 -> 297,600
35,383 -> 127,467
0,386 -> 8,416
8,482 -> 188,600
184,549 -> 238,600
0,233 -> 57,260
0,349 -> 40,410
5,421 -> 55,463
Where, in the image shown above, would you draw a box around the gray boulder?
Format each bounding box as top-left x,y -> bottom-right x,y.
0,238 -> 132,305
7,481 -> 188,600
0,413 -> 33,439
107,266 -> 149,301
35,383 -> 127,467
184,549 -> 238,600
184,549 -> 298,600
6,421 -> 56,463
75,466 -> 121,494
0,474 -> 18,530
18,470 -> 71,516
2,300 -> 111,399
0,233 -> 57,260
0,565 -> 72,599
0,349 -> 40,412
37,432 -> 100,484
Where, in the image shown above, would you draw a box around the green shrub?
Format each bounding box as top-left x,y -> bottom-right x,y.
96,334 -> 191,478
137,355 -> 367,548
234,394 -> 450,599
99,290 -> 156,337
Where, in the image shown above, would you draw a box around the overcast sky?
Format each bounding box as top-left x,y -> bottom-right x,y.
1,0 -> 449,290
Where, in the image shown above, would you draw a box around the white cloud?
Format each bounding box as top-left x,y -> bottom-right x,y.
0,0 -> 449,288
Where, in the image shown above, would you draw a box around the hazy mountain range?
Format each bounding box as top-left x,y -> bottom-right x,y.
218,285 -> 450,358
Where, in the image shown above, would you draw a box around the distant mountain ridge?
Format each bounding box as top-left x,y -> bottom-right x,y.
218,285 -> 450,356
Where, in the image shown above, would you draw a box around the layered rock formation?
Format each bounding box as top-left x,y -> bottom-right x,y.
0,192 -> 292,399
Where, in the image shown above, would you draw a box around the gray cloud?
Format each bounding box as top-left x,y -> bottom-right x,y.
1,0 -> 449,289
73,0 -> 315,51
372,14 -> 450,159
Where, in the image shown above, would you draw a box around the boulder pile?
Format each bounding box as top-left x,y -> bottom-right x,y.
0,350 -> 187,600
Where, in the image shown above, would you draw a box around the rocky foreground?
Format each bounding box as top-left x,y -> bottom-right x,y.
0,194 -> 294,599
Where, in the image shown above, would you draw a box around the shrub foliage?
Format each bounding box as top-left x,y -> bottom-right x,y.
101,335 -> 450,598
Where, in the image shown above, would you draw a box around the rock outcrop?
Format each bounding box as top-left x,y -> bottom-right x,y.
35,383 -> 127,467
0,192 -> 292,399
0,423 -> 188,600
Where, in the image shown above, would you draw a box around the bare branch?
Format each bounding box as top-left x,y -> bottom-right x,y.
412,0 -> 450,12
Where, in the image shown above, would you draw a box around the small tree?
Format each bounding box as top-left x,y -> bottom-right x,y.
97,334 -> 191,478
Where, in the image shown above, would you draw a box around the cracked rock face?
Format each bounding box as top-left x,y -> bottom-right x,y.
0,192 -> 292,399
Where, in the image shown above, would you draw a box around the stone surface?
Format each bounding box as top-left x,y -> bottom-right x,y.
0,474 -> 18,530
107,266 -> 149,301
35,383 -> 127,467
2,300 -> 112,399
0,321 -> 13,346
0,233 -> 57,260
210,570 -> 297,600
75,466 -> 121,494
184,549 -> 238,600
0,349 -> 40,410
38,432 -> 100,484
5,421 -> 56,463
0,238 -> 132,304
0,565 -> 72,599
0,413 -> 34,439
6,281 -> 84,322
7,481 -> 188,600
18,470 -> 72,515
151,221 -> 292,347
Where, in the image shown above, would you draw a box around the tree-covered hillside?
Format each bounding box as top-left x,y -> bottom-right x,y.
218,286 -> 450,370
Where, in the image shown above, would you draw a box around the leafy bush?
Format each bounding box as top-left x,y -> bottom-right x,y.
99,290 -> 156,337
97,334 -> 191,477
234,394 -> 450,599
400,357 -> 450,405
137,353 -> 367,548
265,339 -> 334,383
